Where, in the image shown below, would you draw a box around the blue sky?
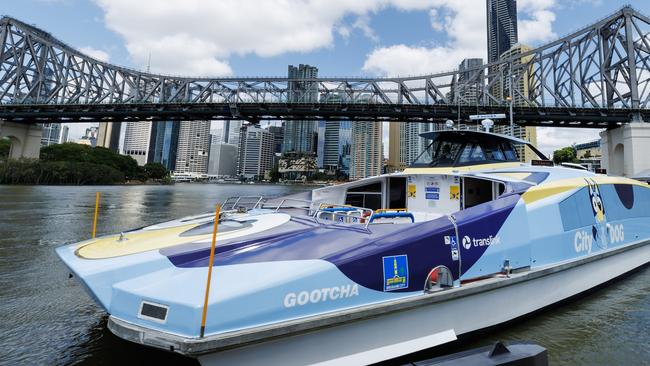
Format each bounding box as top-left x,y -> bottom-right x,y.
4,0 -> 649,155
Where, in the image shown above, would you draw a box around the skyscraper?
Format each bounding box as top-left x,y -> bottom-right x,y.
174,121 -> 211,174
60,125 -> 69,144
267,124 -> 284,154
487,0 -> 518,63
453,58 -> 485,106
97,122 -> 121,152
238,125 -> 274,179
387,122 -> 407,172
405,122 -> 438,164
317,120 -> 352,176
123,121 -> 152,165
40,123 -> 61,147
350,122 -> 382,180
148,121 -> 180,170
212,120 -> 242,145
207,142 -> 238,177
282,64 -> 318,154
493,43 -> 538,162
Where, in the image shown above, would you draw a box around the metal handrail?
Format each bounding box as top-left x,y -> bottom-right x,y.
225,195 -> 377,232
269,197 -> 320,215
222,196 -> 265,211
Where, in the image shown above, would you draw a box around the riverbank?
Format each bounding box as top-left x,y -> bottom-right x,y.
0,143 -> 171,185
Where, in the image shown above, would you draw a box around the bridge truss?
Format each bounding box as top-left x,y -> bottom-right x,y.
0,6 -> 649,126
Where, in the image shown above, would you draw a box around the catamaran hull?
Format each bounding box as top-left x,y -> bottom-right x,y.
107,240 -> 650,366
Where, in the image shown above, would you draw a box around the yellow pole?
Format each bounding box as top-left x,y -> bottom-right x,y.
200,204 -> 221,338
92,192 -> 100,239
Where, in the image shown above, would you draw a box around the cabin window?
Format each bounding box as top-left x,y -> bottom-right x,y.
462,177 -> 505,209
346,182 -> 383,210
388,177 -> 407,209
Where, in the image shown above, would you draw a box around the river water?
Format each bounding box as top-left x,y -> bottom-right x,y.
0,184 -> 648,365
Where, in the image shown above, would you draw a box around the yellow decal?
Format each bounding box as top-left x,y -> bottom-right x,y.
450,185 -> 460,200
408,184 -> 417,198
522,176 -> 647,205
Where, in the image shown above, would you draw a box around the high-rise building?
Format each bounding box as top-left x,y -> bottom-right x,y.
60,125 -> 69,144
207,142 -> 238,177
40,123 -> 61,147
267,124 -> 284,154
238,125 -> 274,179
147,121 -> 180,170
453,58 -> 485,106
317,120 -> 352,176
212,120 -> 242,145
123,121 -> 152,165
97,122 -> 121,152
174,121 -> 211,174
493,43 -> 538,162
387,122 -> 407,171
282,64 -> 318,154
487,0 -> 518,63
350,122 -> 382,180
405,122 -> 439,164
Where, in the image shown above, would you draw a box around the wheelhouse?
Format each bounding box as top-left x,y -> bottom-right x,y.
411,130 -> 546,167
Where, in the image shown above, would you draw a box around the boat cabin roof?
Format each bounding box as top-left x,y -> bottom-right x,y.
410,130 -> 544,168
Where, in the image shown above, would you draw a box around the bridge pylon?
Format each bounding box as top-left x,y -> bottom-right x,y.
0,122 -> 42,159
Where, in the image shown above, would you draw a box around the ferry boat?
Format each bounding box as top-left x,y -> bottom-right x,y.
56,130 -> 650,365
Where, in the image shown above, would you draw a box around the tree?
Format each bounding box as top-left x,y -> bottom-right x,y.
269,163 -> 280,183
553,146 -> 579,164
143,162 -> 169,180
0,138 -> 10,160
40,143 -> 140,179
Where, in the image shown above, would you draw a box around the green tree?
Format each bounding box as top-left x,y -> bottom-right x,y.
143,162 -> 169,180
269,164 -> 280,183
553,146 -> 579,164
40,143 -> 140,180
0,138 -> 10,160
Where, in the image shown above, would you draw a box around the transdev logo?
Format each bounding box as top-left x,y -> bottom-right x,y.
462,235 -> 501,250
462,236 -> 472,250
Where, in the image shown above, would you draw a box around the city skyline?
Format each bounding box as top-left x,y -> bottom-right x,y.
3,1 -> 648,156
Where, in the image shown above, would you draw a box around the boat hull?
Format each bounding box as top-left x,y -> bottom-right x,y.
107,239 -> 650,366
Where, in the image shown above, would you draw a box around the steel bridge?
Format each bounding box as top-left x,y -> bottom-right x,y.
0,6 -> 650,127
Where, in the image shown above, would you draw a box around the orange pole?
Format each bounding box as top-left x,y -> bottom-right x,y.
92,192 -> 100,238
200,204 -> 221,338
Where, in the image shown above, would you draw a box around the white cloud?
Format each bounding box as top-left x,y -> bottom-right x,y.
537,127 -> 603,157
363,0 -> 558,77
94,0 -> 443,76
519,10 -> 557,44
79,47 -> 110,62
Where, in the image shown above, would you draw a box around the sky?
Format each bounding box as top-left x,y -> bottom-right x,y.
4,0 -> 650,156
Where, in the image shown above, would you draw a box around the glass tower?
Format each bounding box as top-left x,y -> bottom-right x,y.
282,64 -> 318,154
486,0 -> 518,63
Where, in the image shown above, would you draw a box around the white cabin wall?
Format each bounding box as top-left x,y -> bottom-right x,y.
406,175 -> 461,218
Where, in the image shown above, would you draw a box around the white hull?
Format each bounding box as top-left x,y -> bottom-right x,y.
197,241 -> 650,366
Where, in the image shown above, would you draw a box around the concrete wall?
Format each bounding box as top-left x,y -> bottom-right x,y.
0,121 -> 43,159
600,122 -> 650,177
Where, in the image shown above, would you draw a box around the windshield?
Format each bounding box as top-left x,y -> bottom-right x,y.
411,136 -> 520,167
